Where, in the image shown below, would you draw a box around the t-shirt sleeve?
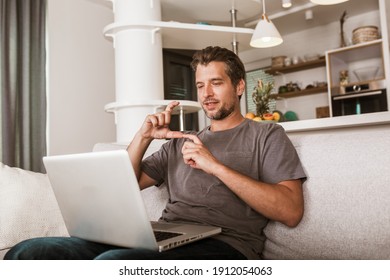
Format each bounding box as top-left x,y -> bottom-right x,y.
141,141 -> 170,187
260,124 -> 306,184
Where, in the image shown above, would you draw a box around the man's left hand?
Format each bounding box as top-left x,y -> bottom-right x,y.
181,134 -> 219,175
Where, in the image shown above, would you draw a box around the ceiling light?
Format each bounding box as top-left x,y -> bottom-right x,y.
250,0 -> 283,48
282,0 -> 292,8
310,0 -> 349,5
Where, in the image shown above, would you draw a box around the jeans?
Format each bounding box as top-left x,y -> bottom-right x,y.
4,237 -> 247,260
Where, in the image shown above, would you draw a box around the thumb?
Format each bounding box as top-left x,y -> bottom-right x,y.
182,134 -> 202,144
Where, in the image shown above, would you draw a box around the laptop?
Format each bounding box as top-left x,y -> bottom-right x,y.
43,150 -> 221,252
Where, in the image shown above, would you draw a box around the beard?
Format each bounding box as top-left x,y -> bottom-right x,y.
202,99 -> 236,120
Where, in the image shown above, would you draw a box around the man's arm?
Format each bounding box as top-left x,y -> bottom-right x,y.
211,166 -> 303,227
126,132 -> 157,190
127,101 -> 184,190
181,134 -> 304,227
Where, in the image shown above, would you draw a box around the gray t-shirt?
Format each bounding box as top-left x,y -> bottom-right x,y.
142,119 -> 306,259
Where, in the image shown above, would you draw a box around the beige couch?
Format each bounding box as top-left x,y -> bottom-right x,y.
1,128 -> 390,259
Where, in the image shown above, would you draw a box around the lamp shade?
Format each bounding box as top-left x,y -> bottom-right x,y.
250,14 -> 283,48
310,0 -> 348,5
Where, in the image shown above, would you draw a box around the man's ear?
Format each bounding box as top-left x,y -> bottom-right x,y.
237,79 -> 245,97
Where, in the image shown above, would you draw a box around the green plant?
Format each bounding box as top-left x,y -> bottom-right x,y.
252,80 -> 275,117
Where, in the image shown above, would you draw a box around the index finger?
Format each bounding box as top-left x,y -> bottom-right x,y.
166,131 -> 184,139
165,101 -> 180,113
182,134 -> 202,145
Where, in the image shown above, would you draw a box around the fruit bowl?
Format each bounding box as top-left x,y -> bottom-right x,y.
353,66 -> 380,82
244,111 -> 284,122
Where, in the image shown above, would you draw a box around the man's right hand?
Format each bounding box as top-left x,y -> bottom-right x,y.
139,101 -> 184,140
128,101 -> 183,187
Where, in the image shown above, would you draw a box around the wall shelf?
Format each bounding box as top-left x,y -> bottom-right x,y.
103,21 -> 254,50
274,86 -> 328,99
265,57 -> 326,75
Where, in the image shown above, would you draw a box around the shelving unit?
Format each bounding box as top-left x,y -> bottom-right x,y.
103,21 -> 254,50
101,0 -> 257,142
265,57 -> 327,99
326,39 -> 385,94
326,39 -> 388,117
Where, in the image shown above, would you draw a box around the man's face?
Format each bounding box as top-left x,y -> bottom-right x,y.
195,61 -> 242,120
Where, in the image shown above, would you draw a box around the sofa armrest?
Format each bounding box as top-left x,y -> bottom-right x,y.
262,130 -> 390,259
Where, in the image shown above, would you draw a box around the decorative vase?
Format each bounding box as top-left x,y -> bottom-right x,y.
339,11 -> 348,48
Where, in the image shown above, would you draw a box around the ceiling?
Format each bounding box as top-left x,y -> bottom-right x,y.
161,0 -> 379,36
270,0 -> 378,36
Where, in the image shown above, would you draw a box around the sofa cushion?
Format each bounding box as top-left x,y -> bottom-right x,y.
0,163 -> 68,253
262,130 -> 390,259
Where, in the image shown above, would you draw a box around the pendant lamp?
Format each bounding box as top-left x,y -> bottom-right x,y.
250,0 -> 283,48
310,0 -> 349,5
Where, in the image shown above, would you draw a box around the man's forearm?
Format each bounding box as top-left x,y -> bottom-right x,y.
213,163 -> 304,227
126,132 -> 153,181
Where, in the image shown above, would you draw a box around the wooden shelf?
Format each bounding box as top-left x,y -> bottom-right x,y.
274,86 -> 328,99
265,57 -> 328,99
266,57 -> 326,75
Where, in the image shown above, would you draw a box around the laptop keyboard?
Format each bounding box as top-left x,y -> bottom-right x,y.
153,231 -> 183,242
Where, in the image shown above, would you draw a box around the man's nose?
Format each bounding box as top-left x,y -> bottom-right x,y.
203,84 -> 213,98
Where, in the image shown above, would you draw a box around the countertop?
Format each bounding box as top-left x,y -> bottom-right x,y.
279,111 -> 390,133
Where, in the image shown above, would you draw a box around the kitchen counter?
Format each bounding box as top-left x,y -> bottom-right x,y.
279,111 -> 390,133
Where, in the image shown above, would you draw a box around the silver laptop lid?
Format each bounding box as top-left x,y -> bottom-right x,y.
43,150 -> 159,250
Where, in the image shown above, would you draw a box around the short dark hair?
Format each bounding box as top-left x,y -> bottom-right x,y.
191,46 -> 246,88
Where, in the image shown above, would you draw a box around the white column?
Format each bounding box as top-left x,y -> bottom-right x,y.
106,0 -> 165,143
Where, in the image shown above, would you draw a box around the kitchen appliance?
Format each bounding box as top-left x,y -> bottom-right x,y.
331,79 -> 388,116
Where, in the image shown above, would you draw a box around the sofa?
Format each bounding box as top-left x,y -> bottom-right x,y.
1,127 -> 390,260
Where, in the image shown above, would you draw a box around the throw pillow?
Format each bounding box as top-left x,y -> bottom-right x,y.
0,163 -> 68,252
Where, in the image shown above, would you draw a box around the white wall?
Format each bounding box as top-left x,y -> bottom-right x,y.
47,0 -> 116,155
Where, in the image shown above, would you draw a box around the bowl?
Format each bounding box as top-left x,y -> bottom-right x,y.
353,66 -> 380,82
272,56 -> 286,68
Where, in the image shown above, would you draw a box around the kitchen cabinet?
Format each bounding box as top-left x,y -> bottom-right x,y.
326,39 -> 385,94
326,39 -> 388,116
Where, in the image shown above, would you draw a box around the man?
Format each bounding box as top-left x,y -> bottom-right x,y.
5,46 -> 305,260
